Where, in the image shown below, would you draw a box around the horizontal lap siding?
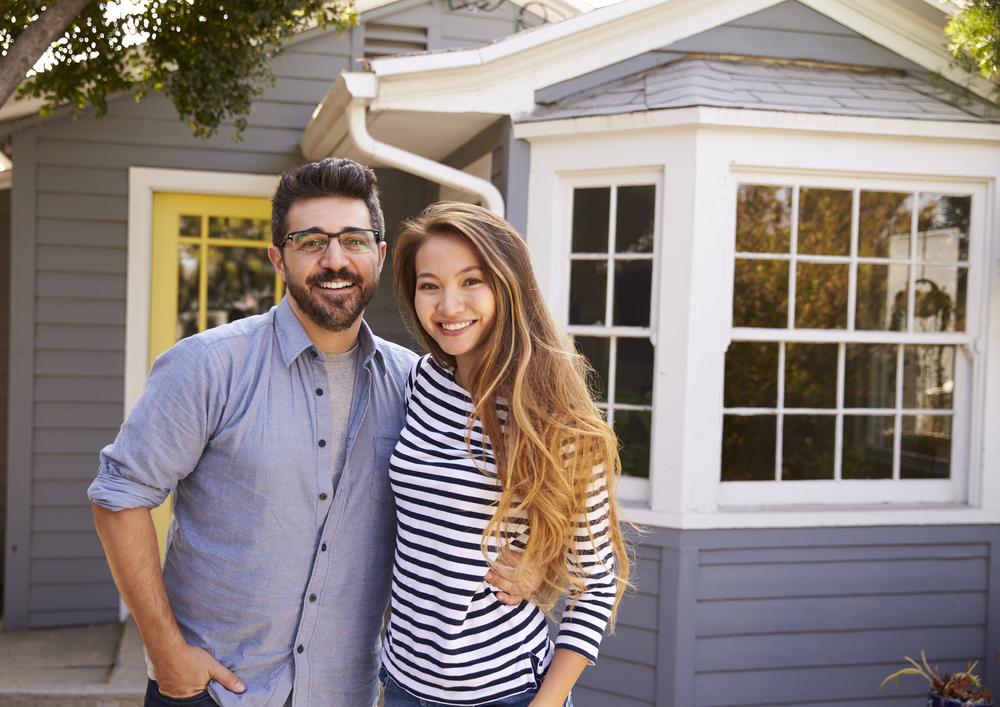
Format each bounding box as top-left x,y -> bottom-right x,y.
23,26 -> 357,629
689,529 -> 995,707
574,543 -> 660,707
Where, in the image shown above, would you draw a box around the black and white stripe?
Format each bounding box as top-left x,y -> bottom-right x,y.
381,356 -> 616,705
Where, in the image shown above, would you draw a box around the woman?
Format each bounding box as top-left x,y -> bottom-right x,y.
381,202 -> 631,707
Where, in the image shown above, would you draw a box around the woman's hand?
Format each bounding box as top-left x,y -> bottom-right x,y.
485,549 -> 542,605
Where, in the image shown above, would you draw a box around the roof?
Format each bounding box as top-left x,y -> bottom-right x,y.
524,54 -> 998,123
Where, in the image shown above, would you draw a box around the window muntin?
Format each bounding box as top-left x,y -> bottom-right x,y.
723,183 -> 971,489
566,183 -> 656,478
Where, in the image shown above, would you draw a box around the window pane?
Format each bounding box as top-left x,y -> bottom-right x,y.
616,338 -> 654,406
903,345 -> 954,410
205,247 -> 276,329
844,344 -> 897,409
733,259 -> 789,328
795,262 -> 848,329
208,217 -> 269,241
917,194 -> 970,262
575,336 -> 609,403
914,265 -> 967,333
569,260 -> 607,325
615,411 -> 650,478
613,260 -> 652,327
900,414 -> 951,479
179,214 -> 201,238
736,185 -> 791,253
856,263 -> 908,331
724,341 -> 778,408
785,343 -> 838,408
798,188 -> 852,256
842,415 -> 894,479
616,185 -> 655,254
177,244 -> 199,341
721,415 -> 776,481
782,415 -> 835,480
572,187 -> 610,253
859,191 -> 911,259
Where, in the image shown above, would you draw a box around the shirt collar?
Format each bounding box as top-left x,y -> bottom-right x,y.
274,297 -> 386,374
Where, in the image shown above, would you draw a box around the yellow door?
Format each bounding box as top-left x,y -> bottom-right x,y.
148,193 -> 283,558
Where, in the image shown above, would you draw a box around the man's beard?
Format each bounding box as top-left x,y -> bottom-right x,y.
286,266 -> 380,333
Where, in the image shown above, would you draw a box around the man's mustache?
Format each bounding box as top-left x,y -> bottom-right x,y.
307,268 -> 360,286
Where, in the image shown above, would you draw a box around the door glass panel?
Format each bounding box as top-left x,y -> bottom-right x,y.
209,217 -> 269,241
177,244 -> 199,341
206,247 -> 276,328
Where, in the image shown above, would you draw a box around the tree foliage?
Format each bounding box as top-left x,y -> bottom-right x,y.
1,1 -> 358,140
946,0 -> 1000,108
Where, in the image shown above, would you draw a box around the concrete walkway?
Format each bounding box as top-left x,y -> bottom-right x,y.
0,616 -> 146,707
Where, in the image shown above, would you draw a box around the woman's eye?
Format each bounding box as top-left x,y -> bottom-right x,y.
417,282 -> 437,291
465,278 -> 482,286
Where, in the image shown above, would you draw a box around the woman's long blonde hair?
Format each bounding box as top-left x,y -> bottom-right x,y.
393,202 -> 632,627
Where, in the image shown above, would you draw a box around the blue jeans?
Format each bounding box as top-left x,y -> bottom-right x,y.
144,679 -> 217,707
379,666 -> 573,707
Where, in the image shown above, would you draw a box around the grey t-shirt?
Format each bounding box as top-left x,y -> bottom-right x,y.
324,345 -> 359,494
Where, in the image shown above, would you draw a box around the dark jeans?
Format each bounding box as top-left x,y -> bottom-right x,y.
145,679 -> 218,707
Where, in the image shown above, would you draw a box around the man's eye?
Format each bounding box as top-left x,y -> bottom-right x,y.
344,237 -> 365,247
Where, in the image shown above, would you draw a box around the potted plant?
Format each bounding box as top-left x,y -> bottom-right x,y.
880,651 -> 993,706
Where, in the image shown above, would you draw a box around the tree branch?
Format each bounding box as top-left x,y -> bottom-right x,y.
0,0 -> 96,110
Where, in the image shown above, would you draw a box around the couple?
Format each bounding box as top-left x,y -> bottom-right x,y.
89,158 -> 631,707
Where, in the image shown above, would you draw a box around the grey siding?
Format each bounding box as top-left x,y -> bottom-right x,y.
573,525 -> 1000,707
2,0 -> 537,629
0,186 -> 8,615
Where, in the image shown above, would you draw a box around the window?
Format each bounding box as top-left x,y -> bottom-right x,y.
722,180 -> 975,504
565,180 -> 658,480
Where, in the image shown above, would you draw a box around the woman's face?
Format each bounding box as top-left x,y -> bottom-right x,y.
414,233 -> 497,381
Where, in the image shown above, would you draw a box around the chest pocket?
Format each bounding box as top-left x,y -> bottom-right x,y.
370,435 -> 399,506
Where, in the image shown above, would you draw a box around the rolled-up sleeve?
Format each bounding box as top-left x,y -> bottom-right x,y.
89,336 -> 225,511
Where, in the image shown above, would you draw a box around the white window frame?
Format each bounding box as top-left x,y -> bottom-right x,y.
719,169 -> 988,508
553,170 -> 664,504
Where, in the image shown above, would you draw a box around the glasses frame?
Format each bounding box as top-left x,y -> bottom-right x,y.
279,228 -> 382,254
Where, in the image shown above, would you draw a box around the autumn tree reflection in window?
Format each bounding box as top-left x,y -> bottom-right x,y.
723,184 -> 970,483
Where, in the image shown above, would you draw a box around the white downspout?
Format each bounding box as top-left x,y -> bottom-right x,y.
347,100 -> 505,218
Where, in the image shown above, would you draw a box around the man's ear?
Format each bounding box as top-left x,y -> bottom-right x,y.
378,240 -> 388,272
268,245 -> 287,281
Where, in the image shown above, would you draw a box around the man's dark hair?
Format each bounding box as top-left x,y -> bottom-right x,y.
271,158 -> 384,246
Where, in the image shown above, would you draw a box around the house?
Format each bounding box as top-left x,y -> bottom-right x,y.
3,0 -> 1000,705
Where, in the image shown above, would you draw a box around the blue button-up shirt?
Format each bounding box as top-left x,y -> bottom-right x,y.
89,299 -> 417,707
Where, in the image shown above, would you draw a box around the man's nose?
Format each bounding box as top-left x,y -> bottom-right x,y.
318,237 -> 352,270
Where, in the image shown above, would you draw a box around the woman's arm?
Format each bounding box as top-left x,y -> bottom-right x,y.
529,649 -> 588,707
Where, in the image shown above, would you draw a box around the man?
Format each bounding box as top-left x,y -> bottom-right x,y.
89,159 -> 523,707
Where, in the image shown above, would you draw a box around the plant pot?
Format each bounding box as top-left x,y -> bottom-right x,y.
928,692 -> 994,707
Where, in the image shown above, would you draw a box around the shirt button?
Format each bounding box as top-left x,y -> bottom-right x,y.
297,645 -> 304,654
321,543 -> 327,551
310,351 -> 318,358
319,439 -> 326,448
319,493 -> 328,501
309,594 -> 317,602
316,389 -> 323,396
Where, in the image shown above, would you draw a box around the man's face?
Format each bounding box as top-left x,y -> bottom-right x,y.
268,196 -> 386,334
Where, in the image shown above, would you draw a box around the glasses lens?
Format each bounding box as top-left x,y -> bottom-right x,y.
339,231 -> 375,252
290,232 -> 329,253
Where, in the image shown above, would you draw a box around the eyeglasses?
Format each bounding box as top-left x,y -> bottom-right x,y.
279,229 -> 381,254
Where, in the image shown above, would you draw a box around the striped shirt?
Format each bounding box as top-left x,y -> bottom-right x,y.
380,356 -> 617,705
